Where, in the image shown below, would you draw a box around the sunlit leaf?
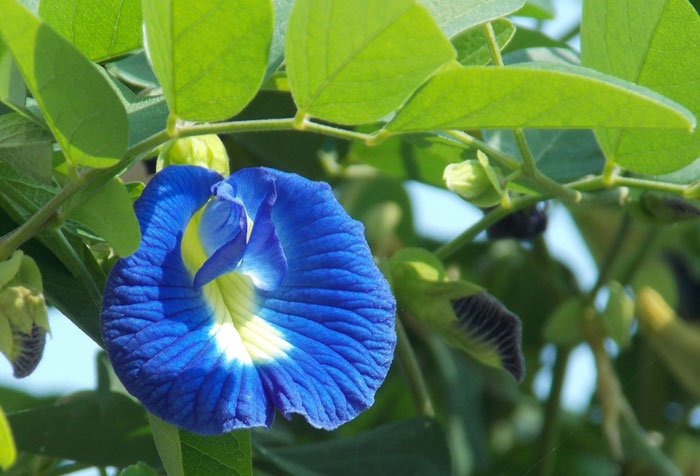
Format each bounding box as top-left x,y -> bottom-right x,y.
0,403 -> 16,470
149,415 -> 252,476
386,63 -> 695,131
582,0 -> 700,173
420,0 -> 525,38
39,0 -> 143,61
452,18 -> 515,66
286,0 -> 455,124
514,0 -> 554,19
142,0 -> 273,122
0,0 -> 128,167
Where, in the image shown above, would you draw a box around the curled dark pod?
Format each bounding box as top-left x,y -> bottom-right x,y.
485,203 -> 549,240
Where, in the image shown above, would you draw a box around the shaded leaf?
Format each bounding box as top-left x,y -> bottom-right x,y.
259,418 -> 451,476
7,391 -> 159,467
602,282 -> 634,348
0,112 -> 52,183
543,297 -> 585,346
265,0 -> 294,78
386,62 -> 695,132
514,0 -> 554,19
0,0 -> 128,167
452,18 -> 515,66
107,52 -> 160,90
420,0 -> 525,38
582,0 -> 700,173
120,462 -> 159,476
39,0 -> 143,61
142,0 -> 273,122
0,40 -> 26,110
286,0 -> 455,124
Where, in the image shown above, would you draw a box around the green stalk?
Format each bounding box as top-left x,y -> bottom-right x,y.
396,317 -> 435,418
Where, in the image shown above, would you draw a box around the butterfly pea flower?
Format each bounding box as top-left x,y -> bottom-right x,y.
101,165 -> 396,435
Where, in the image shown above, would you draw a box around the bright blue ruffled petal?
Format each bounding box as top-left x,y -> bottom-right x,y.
102,165 -> 396,434
252,168 -> 396,429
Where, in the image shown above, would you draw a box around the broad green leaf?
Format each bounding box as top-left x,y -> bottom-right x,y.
0,0 -> 128,167
39,0 -> 143,61
120,462 -> 160,476
485,129 -> 605,182
582,0 -> 700,173
258,418 -> 451,476
142,0 -> 273,122
67,178 -> 141,256
420,0 -> 525,38
0,41 -> 26,109
0,112 -> 53,183
514,0 -> 554,19
286,0 -> 455,125
386,62 -> 695,132
265,0 -> 294,78
148,415 -> 252,476
7,391 -> 159,467
0,403 -> 16,470
452,18 -> 515,66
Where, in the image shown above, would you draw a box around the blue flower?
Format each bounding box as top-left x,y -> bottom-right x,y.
101,165 -> 396,435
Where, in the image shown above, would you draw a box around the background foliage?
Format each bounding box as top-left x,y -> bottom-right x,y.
1,0 -> 700,475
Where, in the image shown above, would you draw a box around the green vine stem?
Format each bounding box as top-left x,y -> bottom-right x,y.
396,317 -> 436,418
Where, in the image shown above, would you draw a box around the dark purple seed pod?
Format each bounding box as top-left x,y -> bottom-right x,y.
486,203 -> 549,240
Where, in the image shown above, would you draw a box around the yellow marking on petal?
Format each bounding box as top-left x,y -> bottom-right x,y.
182,207 -> 290,363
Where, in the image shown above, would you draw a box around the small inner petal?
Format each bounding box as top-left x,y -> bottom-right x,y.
181,204 -> 291,363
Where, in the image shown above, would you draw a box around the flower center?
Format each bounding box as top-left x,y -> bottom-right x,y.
180,206 -> 289,363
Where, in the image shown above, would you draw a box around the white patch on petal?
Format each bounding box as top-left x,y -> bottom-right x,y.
182,206 -> 291,363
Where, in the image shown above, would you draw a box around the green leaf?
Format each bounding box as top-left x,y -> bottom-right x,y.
7,391 -> 159,467
348,134 -> 474,187
514,0 -> 554,19
485,129 -> 605,182
0,403 -> 16,471
107,52 -> 160,90
109,78 -> 169,146
258,418 -> 451,476
148,415 -> 252,476
142,0 -> 273,122
66,178 -> 141,256
420,0 -> 525,38
0,0 -> 128,167
582,0 -> 700,173
265,0 -> 294,78
543,297 -> 585,346
502,27 -> 572,54
120,462 -> 160,476
39,0 -> 143,61
386,62 -> 696,132
0,41 -> 26,110
452,18 -> 515,66
285,0 -> 455,125
0,112 -> 52,183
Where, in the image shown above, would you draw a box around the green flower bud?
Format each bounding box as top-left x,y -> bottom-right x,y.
0,253 -> 48,378
156,135 -> 230,176
443,159 -> 502,207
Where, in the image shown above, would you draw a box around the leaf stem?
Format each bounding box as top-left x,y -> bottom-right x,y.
396,317 -> 435,418
443,130 -> 521,170
435,194 -> 546,260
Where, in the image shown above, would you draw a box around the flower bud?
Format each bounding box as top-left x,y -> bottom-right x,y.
0,251 -> 49,378
443,159 -> 502,207
157,135 -> 230,176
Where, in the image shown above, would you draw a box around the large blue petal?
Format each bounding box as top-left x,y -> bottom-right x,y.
101,165 -> 271,434
253,168 -> 396,429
